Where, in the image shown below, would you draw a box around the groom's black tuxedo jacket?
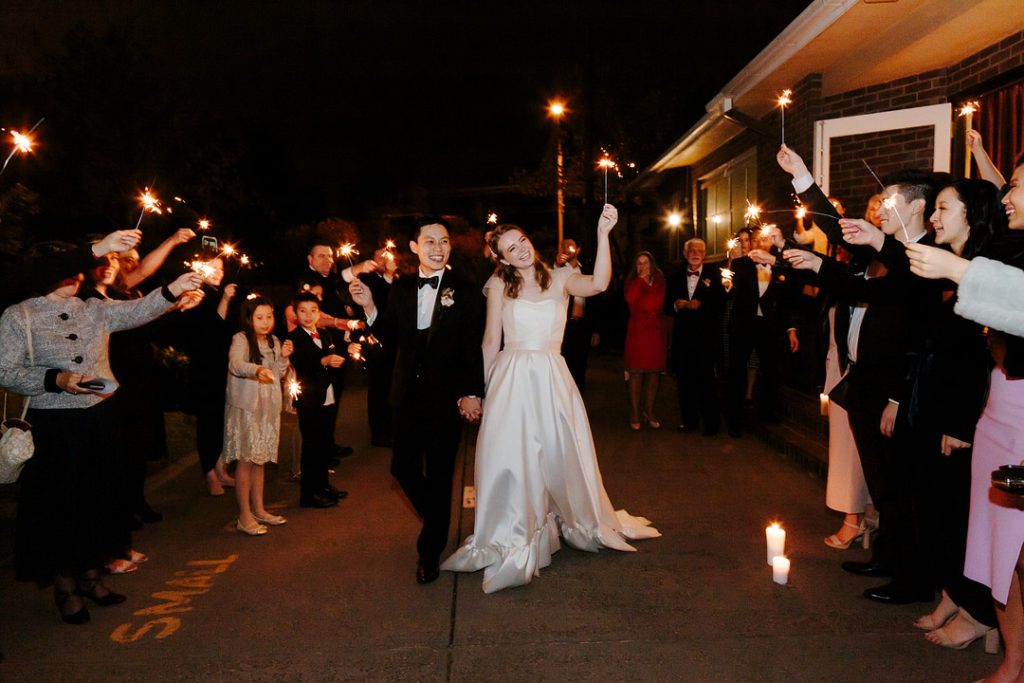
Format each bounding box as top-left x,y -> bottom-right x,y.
373,268 -> 485,419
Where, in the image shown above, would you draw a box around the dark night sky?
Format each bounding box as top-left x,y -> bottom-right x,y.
1,0 -> 812,216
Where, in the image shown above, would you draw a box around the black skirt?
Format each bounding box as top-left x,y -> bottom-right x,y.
15,399 -> 123,583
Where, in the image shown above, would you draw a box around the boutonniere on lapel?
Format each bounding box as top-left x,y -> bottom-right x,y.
701,278 -> 711,288
440,287 -> 455,307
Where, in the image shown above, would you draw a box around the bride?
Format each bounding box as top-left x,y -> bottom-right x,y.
442,204 -> 660,593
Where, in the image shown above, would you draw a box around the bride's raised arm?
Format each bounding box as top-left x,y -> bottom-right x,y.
566,204 -> 617,298
481,281 -> 505,381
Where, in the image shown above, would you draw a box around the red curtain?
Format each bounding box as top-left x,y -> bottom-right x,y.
976,82 -> 1024,178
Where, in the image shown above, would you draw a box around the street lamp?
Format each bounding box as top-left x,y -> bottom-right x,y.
548,100 -> 566,246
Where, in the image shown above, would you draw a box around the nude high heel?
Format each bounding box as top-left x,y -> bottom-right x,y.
824,520 -> 865,550
925,607 -> 999,654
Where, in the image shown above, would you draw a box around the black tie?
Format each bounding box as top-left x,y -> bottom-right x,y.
417,275 -> 439,289
688,270 -> 701,277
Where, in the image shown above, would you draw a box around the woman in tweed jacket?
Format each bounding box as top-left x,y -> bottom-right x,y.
0,268 -> 202,624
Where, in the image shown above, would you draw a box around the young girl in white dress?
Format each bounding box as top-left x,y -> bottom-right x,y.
223,296 -> 293,535
442,204 -> 659,593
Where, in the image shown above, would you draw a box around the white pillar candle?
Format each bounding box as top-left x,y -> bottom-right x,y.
819,393 -> 829,416
772,556 -> 791,585
766,523 -> 786,566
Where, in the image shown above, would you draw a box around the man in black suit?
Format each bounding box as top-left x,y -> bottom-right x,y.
665,238 -> 724,435
724,226 -> 800,437
778,144 -> 941,604
349,216 -> 485,584
359,248 -> 399,448
287,292 -> 350,508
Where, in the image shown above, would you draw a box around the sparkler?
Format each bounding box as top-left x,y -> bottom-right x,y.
246,293 -> 259,300
861,159 -> 885,191
795,206 -> 807,220
134,188 -> 162,229
198,219 -> 210,230
958,101 -> 980,120
287,379 -> 302,401
744,200 -> 763,227
186,260 -> 216,279
0,117 -> 43,177
727,238 -> 739,251
598,156 -> 617,204
881,194 -> 910,241
221,244 -> 236,257
384,239 -> 396,251
777,90 -> 792,145
486,212 -> 498,225
240,255 -> 250,266
720,267 -> 735,286
338,243 -> 357,267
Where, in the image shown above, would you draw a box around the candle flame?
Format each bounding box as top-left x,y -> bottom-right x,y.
958,101 -> 980,117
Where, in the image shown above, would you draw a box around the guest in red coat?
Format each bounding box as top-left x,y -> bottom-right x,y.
624,251 -> 668,430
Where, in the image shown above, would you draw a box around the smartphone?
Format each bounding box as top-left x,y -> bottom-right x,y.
77,380 -> 105,391
201,235 -> 218,250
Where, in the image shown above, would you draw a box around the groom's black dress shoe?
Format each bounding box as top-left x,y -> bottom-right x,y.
841,560 -> 891,578
300,493 -> 338,508
324,485 -> 349,500
864,582 -> 934,605
417,559 -> 440,584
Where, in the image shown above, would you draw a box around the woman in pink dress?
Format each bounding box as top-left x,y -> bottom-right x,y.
623,251 -> 667,430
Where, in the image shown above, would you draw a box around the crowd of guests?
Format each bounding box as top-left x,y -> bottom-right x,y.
3,129 -> 1024,681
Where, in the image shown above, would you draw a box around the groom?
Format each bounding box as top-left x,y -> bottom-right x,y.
350,215 -> 485,584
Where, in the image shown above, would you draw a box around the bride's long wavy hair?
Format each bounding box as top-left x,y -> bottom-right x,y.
487,224 -> 551,299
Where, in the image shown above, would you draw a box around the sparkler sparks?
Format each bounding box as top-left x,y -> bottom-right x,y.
727,238 -> 739,251
186,260 -> 216,279
958,101 -> 980,118
0,117 -> 43,177
221,244 -> 236,257
795,206 -> 807,220
486,212 -> 498,225
198,219 -> 210,230
598,155 -> 617,204
744,201 -> 763,226
287,379 -> 302,401
384,239 -> 396,250
134,188 -> 162,229
337,243 -> 357,266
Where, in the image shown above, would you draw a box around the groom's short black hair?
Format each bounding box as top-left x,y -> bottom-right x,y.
411,214 -> 451,241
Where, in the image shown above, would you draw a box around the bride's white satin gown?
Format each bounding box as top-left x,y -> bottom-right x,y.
442,269 -> 659,593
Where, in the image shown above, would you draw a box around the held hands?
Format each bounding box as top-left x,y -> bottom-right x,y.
93,229 -> 143,257
597,204 -> 618,237
168,272 -> 204,298
783,249 -> 822,272
280,339 -> 294,358
776,144 -> 810,179
941,434 -> 971,456
256,367 -> 275,384
839,218 -> 885,251
458,396 -> 482,423
905,243 -> 970,282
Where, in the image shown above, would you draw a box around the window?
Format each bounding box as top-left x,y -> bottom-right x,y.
698,148 -> 757,259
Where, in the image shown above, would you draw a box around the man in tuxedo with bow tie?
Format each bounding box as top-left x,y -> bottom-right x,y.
725,226 -> 800,437
349,216 -> 485,584
665,238 -> 724,435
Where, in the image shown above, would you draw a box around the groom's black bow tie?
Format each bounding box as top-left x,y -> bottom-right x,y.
417,275 -> 440,289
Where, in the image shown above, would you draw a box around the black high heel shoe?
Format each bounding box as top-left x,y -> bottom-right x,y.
55,588 -> 90,625
77,570 -> 126,607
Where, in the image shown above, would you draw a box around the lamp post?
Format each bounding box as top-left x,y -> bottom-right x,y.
549,101 -> 566,246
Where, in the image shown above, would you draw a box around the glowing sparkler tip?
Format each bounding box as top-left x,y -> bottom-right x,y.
796,206 -> 807,219
384,239 -> 396,250
287,379 -> 302,400
958,101 -> 980,117
744,203 -> 762,224
10,130 -> 33,153
598,157 -> 616,169
221,244 -> 236,256
246,293 -> 258,300
198,219 -> 210,230
778,89 -> 793,107
240,255 -> 250,265
486,212 -> 498,224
